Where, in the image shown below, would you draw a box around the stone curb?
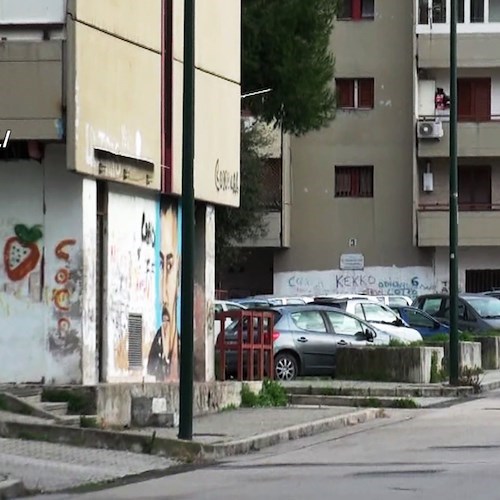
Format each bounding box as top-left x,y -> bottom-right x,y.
0,408 -> 385,462
0,478 -> 26,499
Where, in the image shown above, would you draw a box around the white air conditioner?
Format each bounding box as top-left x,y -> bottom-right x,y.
418,120 -> 444,139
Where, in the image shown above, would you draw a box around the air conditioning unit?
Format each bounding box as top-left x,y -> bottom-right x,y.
418,120 -> 444,139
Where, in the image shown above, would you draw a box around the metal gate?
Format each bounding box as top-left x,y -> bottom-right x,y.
465,269 -> 500,292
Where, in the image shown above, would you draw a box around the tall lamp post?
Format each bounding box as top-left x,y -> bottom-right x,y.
178,0 -> 195,441
449,0 -> 459,385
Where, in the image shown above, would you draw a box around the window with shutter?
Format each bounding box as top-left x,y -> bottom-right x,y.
458,78 -> 491,122
335,166 -> 374,198
337,0 -> 374,20
358,79 -> 374,108
336,79 -> 355,108
458,166 -> 491,211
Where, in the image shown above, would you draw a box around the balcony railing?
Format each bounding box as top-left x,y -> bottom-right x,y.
419,203 -> 500,211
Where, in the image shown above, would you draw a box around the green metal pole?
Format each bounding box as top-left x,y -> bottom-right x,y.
449,0 -> 459,385
178,0 -> 195,440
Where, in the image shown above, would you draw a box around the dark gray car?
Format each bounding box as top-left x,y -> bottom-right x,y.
217,305 -> 389,381
412,293 -> 500,333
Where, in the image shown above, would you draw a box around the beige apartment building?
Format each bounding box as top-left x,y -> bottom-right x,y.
0,0 -> 241,385
225,0 -> 500,300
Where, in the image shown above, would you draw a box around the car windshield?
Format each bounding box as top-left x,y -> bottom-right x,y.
464,296 -> 500,319
362,303 -> 401,324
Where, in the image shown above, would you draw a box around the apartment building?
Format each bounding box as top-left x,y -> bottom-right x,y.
0,0 -> 241,385
228,0 -> 500,300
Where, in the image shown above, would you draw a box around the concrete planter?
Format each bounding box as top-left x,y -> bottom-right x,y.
336,346 -> 444,384
424,341 -> 482,370
476,336 -> 500,369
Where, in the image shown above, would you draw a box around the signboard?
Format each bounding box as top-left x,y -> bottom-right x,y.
0,0 -> 66,24
340,253 -> 365,271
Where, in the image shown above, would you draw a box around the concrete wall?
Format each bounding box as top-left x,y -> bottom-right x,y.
104,186 -> 159,382
171,0 -> 241,207
276,0 -> 428,274
66,0 -> 162,190
0,145 -> 84,383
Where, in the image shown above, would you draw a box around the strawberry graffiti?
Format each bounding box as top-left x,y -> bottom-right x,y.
55,239 -> 76,261
3,224 -> 43,282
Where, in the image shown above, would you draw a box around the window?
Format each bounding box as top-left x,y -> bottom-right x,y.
354,304 -> 364,317
326,312 -> 364,336
491,0 -> 500,22
405,309 -> 435,329
226,304 -> 243,311
338,0 -> 375,20
336,78 -> 374,109
458,78 -> 491,122
290,311 -> 327,333
335,166 -> 374,198
421,298 -> 443,316
471,0 -> 485,22
361,303 -> 399,323
458,166 -> 491,211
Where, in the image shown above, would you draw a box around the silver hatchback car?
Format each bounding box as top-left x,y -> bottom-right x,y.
217,304 -> 390,381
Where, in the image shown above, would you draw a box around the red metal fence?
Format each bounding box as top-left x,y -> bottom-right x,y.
215,309 -> 275,381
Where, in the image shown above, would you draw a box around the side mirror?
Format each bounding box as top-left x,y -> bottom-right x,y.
365,328 -> 375,341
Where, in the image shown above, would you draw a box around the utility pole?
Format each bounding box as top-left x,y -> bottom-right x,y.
449,0 -> 459,385
178,0 -> 195,440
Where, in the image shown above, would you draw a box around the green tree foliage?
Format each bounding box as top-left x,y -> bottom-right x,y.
242,0 -> 337,136
216,123 -> 270,271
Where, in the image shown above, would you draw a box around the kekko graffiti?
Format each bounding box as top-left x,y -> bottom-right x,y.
50,239 -> 80,356
3,224 -> 43,281
278,267 -> 436,299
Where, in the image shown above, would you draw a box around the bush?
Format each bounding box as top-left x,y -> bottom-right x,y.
241,380 -> 288,408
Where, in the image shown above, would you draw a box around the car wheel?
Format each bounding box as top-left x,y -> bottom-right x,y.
274,352 -> 299,381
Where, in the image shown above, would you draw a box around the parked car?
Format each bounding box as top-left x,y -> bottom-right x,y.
234,296 -> 311,307
217,305 -> 390,381
412,293 -> 500,333
311,297 -> 423,343
214,300 -> 247,340
390,305 -> 450,337
374,295 -> 413,307
483,290 -> 500,299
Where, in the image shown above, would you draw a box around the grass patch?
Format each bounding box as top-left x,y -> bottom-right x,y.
390,398 -> 419,409
220,403 -> 238,412
0,394 -> 8,411
42,389 -> 95,415
80,416 -> 100,428
357,397 -> 382,408
241,380 -> 288,408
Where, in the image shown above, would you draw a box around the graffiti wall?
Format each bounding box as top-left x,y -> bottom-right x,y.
0,145 -> 84,383
146,197 -> 181,382
105,186 -> 159,381
274,266 -> 436,298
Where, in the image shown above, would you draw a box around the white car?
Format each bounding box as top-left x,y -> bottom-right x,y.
214,300 -> 246,341
313,297 -> 422,344
374,295 -> 413,307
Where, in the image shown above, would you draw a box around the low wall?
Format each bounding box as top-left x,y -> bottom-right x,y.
96,381 -> 263,427
476,337 -> 500,370
425,341 -> 482,370
336,346 -> 444,384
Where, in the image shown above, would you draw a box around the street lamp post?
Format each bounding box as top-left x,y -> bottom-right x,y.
449,0 -> 460,385
178,0 -> 195,440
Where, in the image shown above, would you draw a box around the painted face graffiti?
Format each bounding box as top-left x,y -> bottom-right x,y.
3,224 -> 43,282
147,201 -> 180,382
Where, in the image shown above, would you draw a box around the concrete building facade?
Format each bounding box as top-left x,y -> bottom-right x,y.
233,0 -> 500,300
0,0 -> 241,385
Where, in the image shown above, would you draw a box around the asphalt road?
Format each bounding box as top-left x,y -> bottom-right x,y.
36,391 -> 500,499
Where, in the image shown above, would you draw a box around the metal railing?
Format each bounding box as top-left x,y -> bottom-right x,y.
419,203 -> 500,211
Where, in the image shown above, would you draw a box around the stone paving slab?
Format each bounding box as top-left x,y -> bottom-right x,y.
0,437 -> 178,494
124,406 -> 361,444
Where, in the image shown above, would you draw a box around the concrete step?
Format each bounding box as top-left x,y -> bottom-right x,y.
289,394 -> 459,409
0,386 -> 43,400
56,415 -> 83,427
286,385 -> 474,398
39,401 -> 69,416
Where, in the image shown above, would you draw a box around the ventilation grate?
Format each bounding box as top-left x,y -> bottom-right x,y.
128,313 -> 143,369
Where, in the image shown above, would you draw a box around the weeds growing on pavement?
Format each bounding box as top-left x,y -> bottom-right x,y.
240,379 -> 288,408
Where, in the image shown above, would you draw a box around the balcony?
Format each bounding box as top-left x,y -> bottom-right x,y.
417,33 -> 500,69
417,119 -> 500,157
417,204 -> 500,246
0,41 -> 64,140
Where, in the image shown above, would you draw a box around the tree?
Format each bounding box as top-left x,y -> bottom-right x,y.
215,122 -> 270,273
242,0 -> 337,136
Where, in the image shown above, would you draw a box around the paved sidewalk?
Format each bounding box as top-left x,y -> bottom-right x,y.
0,436 -> 177,494
124,406 -> 358,444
